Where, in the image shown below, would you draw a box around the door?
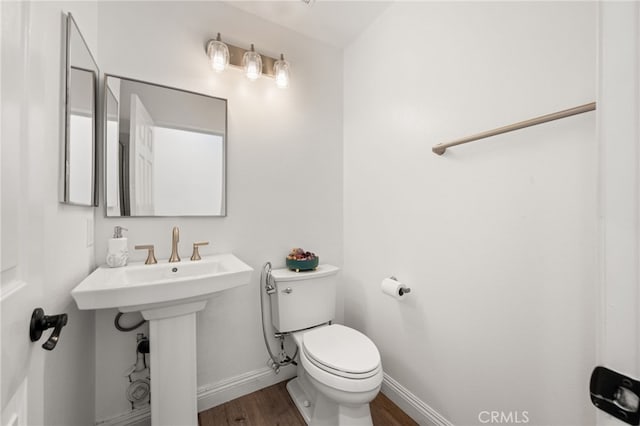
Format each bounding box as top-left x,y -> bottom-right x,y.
129,94 -> 155,216
595,2 -> 640,425
1,1 -> 44,424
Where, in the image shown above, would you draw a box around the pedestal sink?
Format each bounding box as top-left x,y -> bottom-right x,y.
71,253 -> 253,426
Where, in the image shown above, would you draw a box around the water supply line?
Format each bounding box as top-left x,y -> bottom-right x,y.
114,312 -> 146,332
260,262 -> 298,373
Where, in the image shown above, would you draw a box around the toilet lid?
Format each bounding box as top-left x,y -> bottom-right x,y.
302,324 -> 380,375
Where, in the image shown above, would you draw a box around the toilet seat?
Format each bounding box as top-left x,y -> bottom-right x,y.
302,325 -> 381,379
297,325 -> 383,393
303,347 -> 381,379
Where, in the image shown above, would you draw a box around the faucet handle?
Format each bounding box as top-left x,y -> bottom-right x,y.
190,241 -> 209,261
135,245 -> 158,265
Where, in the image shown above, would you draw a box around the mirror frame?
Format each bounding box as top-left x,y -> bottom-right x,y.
61,12 -> 99,206
103,74 -> 228,218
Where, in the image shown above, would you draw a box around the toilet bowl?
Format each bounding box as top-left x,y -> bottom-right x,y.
287,324 -> 383,426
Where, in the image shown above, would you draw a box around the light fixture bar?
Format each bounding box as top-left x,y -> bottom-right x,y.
206,40 -> 278,78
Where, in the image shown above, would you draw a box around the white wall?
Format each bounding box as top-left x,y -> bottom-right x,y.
343,2 -> 596,426
34,2 -> 98,423
94,1 -> 343,421
1,1 -> 97,425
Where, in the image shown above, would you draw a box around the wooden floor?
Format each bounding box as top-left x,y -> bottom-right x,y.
198,380 -> 417,426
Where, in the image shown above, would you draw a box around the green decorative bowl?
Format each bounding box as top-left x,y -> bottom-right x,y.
286,257 -> 319,272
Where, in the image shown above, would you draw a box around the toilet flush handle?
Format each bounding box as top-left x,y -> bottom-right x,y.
283,287 -> 293,294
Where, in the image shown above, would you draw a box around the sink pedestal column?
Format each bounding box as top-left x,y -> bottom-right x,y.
142,300 -> 207,426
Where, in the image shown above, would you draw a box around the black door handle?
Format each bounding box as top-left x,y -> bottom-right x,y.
30,308 -> 68,351
591,366 -> 640,425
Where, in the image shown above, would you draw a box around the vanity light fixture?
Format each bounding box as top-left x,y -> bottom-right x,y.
273,54 -> 290,89
206,33 -> 229,72
242,44 -> 262,81
204,35 -> 290,88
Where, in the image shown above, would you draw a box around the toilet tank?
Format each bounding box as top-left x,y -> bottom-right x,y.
270,264 -> 339,333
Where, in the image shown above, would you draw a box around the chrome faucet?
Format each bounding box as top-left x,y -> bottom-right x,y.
169,226 -> 180,263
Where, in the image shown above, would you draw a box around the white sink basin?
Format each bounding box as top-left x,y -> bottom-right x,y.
71,252 -> 253,426
71,253 -> 254,312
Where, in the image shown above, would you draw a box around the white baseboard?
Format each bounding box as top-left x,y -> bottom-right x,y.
96,364 -> 296,426
197,364 -> 296,412
381,373 -> 453,426
96,367 -> 449,426
96,407 -> 150,426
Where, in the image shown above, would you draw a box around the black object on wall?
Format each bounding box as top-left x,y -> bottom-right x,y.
29,308 -> 68,351
591,365 -> 640,425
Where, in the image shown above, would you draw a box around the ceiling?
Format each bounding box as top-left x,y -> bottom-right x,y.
224,1 -> 392,48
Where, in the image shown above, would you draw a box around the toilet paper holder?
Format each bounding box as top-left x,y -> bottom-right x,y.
389,276 -> 411,296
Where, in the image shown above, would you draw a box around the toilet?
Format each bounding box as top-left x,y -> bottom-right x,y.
269,264 -> 383,426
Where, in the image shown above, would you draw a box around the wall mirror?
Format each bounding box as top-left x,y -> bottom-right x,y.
104,75 -> 227,217
61,13 -> 99,206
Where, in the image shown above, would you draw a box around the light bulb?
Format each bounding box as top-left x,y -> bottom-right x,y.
242,44 -> 262,81
273,54 -> 290,89
211,50 -> 227,72
207,33 -> 229,73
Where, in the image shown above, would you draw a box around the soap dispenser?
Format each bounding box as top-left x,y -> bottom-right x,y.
106,226 -> 129,268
